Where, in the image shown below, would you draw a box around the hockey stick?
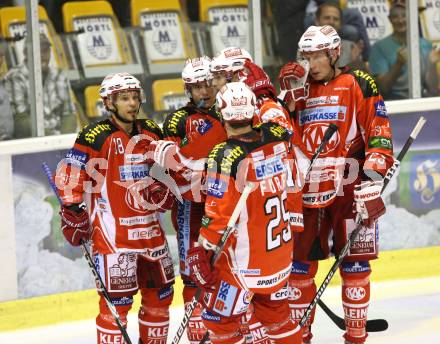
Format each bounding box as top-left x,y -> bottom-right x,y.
293,121 -> 388,331
197,124 -> 340,344
42,162 -> 133,344
171,181 -> 255,344
317,299 -> 388,332
299,116 -> 427,331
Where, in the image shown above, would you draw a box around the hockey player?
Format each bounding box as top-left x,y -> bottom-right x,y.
278,26 -> 394,344
161,56 -> 227,343
210,46 -> 253,93
55,73 -> 175,344
186,82 -> 302,344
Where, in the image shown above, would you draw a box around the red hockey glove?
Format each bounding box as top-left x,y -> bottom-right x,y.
146,181 -> 175,212
243,60 -> 276,99
146,140 -> 180,170
60,205 -> 90,246
187,246 -> 218,290
353,180 -> 386,227
278,60 -> 310,102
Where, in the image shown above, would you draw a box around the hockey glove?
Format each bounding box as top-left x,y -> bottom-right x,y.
278,60 -> 310,102
187,246 -> 218,290
60,204 -> 90,246
243,60 -> 277,99
146,140 -> 181,170
146,181 -> 175,212
353,180 -> 386,227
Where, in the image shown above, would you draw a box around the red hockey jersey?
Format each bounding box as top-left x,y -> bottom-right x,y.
293,68 -> 394,208
55,119 -> 169,256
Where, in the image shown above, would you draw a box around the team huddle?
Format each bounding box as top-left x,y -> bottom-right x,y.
55,25 -> 394,344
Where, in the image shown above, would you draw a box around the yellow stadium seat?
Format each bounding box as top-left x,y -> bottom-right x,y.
341,0 -> 392,45
199,0 -> 248,22
152,78 -> 188,111
84,85 -> 108,119
62,1 -> 131,67
419,1 -> 440,42
198,0 -> 249,55
131,0 -> 196,73
0,5 -> 68,69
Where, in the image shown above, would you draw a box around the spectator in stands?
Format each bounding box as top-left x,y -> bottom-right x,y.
3,33 -> 77,138
0,41 -> 13,141
305,0 -> 371,62
313,1 -> 368,71
272,0 -> 309,63
369,1 -> 440,100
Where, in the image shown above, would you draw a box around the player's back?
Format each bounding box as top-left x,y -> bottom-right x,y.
203,122 -> 293,294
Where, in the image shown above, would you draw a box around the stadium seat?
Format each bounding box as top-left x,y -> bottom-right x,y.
340,0 -> 392,45
62,1 -> 132,68
152,78 -> 187,111
0,5 -> 68,69
84,85 -> 108,119
131,0 -> 196,75
199,0 -> 250,55
419,2 -> 440,42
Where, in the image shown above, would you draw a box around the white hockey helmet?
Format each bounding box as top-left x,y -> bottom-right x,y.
99,72 -> 145,102
181,56 -> 213,84
210,47 -> 253,74
298,25 -> 341,56
216,82 -> 256,123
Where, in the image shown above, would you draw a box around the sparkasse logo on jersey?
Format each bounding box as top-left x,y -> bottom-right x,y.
299,105 -> 347,126
119,164 -> 149,181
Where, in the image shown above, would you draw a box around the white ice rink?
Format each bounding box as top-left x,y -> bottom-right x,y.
1,277 -> 439,344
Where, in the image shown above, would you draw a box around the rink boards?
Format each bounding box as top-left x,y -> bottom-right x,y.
1,245 -> 440,332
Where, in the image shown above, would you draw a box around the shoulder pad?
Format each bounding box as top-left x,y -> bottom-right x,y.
162,108 -> 189,138
206,105 -> 223,121
138,118 -> 163,139
260,122 -> 291,142
350,69 -> 379,98
207,142 -> 247,179
76,119 -> 116,150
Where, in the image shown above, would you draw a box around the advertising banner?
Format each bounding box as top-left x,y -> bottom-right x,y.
11,111 -> 440,298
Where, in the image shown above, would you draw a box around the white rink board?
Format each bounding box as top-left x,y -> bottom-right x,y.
1,278 -> 439,343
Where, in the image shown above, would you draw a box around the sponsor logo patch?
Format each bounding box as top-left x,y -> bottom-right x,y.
291,261 -> 310,275
119,215 -> 156,226
213,281 -> 238,316
158,286 -> 174,300
255,155 -> 284,180
111,296 -> 134,306
289,286 -> 302,301
306,95 -> 339,107
341,261 -> 371,273
374,100 -> 387,117
207,177 -> 228,198
127,227 -> 161,240
345,287 -> 366,301
271,286 -> 289,300
125,154 -> 144,163
65,148 -> 88,168
201,216 -> 212,227
299,105 -> 346,125
368,136 -> 392,150
119,164 -> 149,181
202,310 -> 221,322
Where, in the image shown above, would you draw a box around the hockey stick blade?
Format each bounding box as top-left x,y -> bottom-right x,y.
42,162 -> 133,344
299,116 -> 426,331
317,300 -> 388,332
